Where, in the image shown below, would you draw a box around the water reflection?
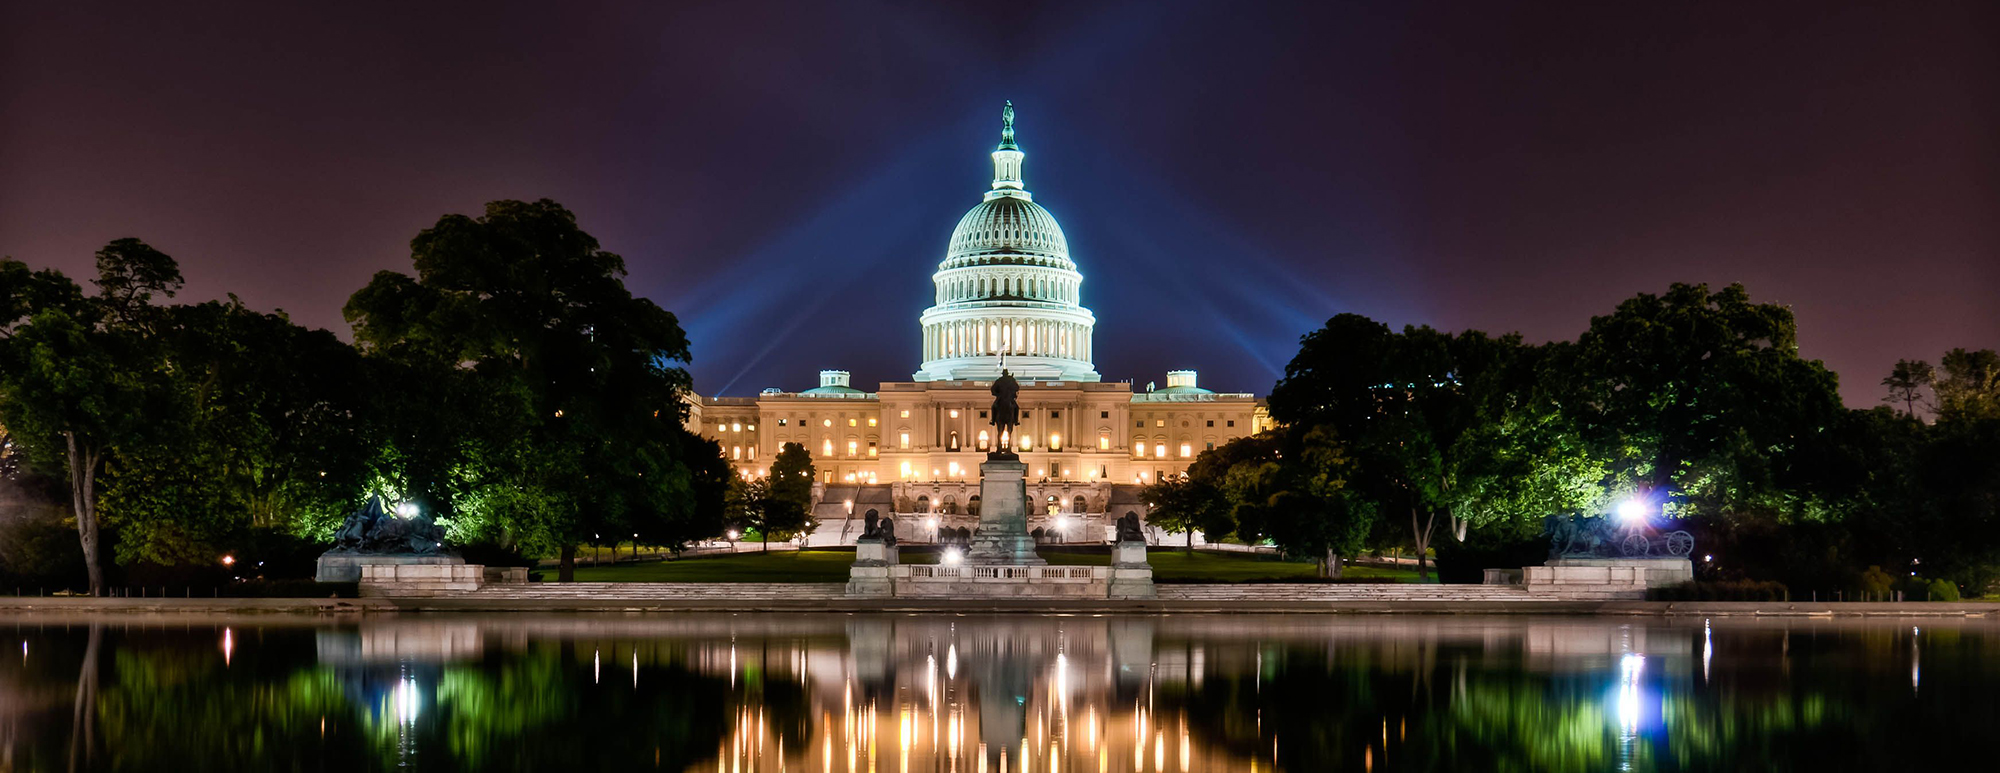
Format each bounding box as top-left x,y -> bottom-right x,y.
0,613 -> 1996,770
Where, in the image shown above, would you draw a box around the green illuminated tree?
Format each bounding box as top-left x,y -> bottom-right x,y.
345,199 -> 697,581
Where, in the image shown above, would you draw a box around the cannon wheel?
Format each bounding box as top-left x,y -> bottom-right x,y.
1620,533 -> 1650,557
1665,530 -> 1694,557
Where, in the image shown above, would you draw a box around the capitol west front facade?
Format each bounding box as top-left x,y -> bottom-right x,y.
689,105 -> 1267,540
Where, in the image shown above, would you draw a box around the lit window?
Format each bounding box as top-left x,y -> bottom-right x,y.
948,461 -> 960,476
900,410 -> 910,418
1155,443 -> 1167,458
822,419 -> 832,427
868,418 -> 877,427
747,424 -> 756,431
1155,419 -> 1165,428
867,442 -> 877,458
901,461 -> 912,478
822,439 -> 833,456
1180,443 -> 1192,458
1018,435 -> 1032,452
732,446 -> 742,460
949,409 -> 960,419
978,430 -> 990,451
748,446 -> 758,460
1098,435 -> 1110,450
779,419 -> 787,426
732,422 -> 741,432
1049,433 -> 1061,450
716,423 -> 725,432
848,418 -> 857,427
899,432 -> 910,449
848,440 -> 858,457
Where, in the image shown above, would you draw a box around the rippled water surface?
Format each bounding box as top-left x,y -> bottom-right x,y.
1,612 -> 1995,771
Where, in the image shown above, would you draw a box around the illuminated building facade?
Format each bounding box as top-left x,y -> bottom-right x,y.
688,104 -> 1267,541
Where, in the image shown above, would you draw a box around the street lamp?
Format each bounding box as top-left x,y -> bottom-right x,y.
942,547 -> 963,565
1615,498 -> 1649,525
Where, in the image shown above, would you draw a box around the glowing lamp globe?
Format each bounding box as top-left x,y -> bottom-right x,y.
1616,499 -> 1648,524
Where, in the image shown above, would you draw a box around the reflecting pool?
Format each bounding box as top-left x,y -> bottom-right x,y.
1,613 -> 1994,771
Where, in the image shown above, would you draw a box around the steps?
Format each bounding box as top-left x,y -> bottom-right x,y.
466,582 -> 847,600
1157,583 -> 1539,602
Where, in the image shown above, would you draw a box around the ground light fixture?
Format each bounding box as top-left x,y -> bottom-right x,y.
396,502 -> 419,518
1615,498 -> 1648,525
942,547 -> 963,565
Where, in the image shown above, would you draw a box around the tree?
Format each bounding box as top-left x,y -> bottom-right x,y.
1139,472 -> 1220,551
1881,359 -> 1935,418
1934,348 -> 2000,423
0,241 -> 182,594
1267,315 -> 1534,579
1553,283 -> 1846,523
751,442 -> 816,551
344,199 -> 696,581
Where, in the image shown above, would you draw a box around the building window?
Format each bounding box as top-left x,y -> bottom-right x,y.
949,409 -> 960,419
732,446 -> 742,460
979,410 -> 987,418
1206,420 -> 1214,427
900,410 -> 910,418
1135,420 -> 1144,428
1155,419 -> 1165,428
900,461 -> 912,478
1180,443 -> 1192,458
1182,421 -> 1190,427
732,422 -> 742,432
1098,435 -> 1110,450
978,430 -> 990,451
1018,434 -> 1032,451
778,419 -> 787,426
1155,443 -> 1167,458
948,432 -> 960,451
822,419 -> 832,427
899,432 -> 910,449
1100,411 -> 1109,419
1050,411 -> 1060,418
868,417 -> 877,427
749,446 -> 758,460
747,424 -> 755,431
1022,410 -> 1030,419
847,440 -> 858,457
1049,433 -> 1061,450
1227,420 -> 1236,428
848,418 -> 857,427
1205,442 -> 1215,451
867,442 -> 877,457
821,439 -> 833,456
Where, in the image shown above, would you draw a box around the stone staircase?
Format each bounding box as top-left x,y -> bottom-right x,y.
1157,583 -> 1540,602
461,582 -> 847,601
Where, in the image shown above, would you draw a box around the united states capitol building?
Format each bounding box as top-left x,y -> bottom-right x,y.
688,104 -> 1268,542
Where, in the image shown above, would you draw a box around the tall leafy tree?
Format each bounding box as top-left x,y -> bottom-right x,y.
0,241 -> 181,593
753,442 -> 816,551
1881,359 -> 1936,418
344,199 -> 697,581
1934,348 -> 2000,423
1552,283 -> 1845,521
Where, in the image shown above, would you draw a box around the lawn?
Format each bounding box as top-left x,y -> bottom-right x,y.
555,547 -> 1427,584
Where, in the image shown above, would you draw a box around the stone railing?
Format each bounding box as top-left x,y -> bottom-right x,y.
359,564 -> 529,597
903,565 -> 1101,581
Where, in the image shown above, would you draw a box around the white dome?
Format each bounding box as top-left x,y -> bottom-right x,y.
943,195 -> 1072,270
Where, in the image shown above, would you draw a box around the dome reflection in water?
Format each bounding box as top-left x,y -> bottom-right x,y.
1,613 -> 1995,771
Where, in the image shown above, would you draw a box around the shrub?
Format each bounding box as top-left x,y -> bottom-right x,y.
1926,578 -> 1961,602
1649,580 -> 1790,601
1859,566 -> 1894,597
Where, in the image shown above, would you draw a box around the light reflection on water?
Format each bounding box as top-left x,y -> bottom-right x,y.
1,613 -> 1996,771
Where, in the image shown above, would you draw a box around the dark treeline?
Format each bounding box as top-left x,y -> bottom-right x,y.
4,202 -> 1996,596
0,200 -> 812,594
1146,283 -> 2000,596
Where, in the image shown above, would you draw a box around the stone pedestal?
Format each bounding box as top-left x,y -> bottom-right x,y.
1524,557 -> 1693,599
316,553 -> 463,583
846,537 -> 899,597
965,459 -> 1045,566
1108,539 -> 1156,599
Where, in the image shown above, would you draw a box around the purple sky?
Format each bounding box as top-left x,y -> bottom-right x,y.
3,1 -> 1995,405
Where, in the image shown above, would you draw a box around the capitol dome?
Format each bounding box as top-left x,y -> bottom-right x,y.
942,196 -> 1072,270
915,102 -> 1099,383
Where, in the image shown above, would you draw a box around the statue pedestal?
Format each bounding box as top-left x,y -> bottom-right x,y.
1524,557 -> 1692,599
1109,540 -> 1156,599
847,538 -> 898,597
315,553 -> 463,583
965,459 -> 1045,566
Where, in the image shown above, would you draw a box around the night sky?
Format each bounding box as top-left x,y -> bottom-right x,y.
3,2 -> 1995,405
